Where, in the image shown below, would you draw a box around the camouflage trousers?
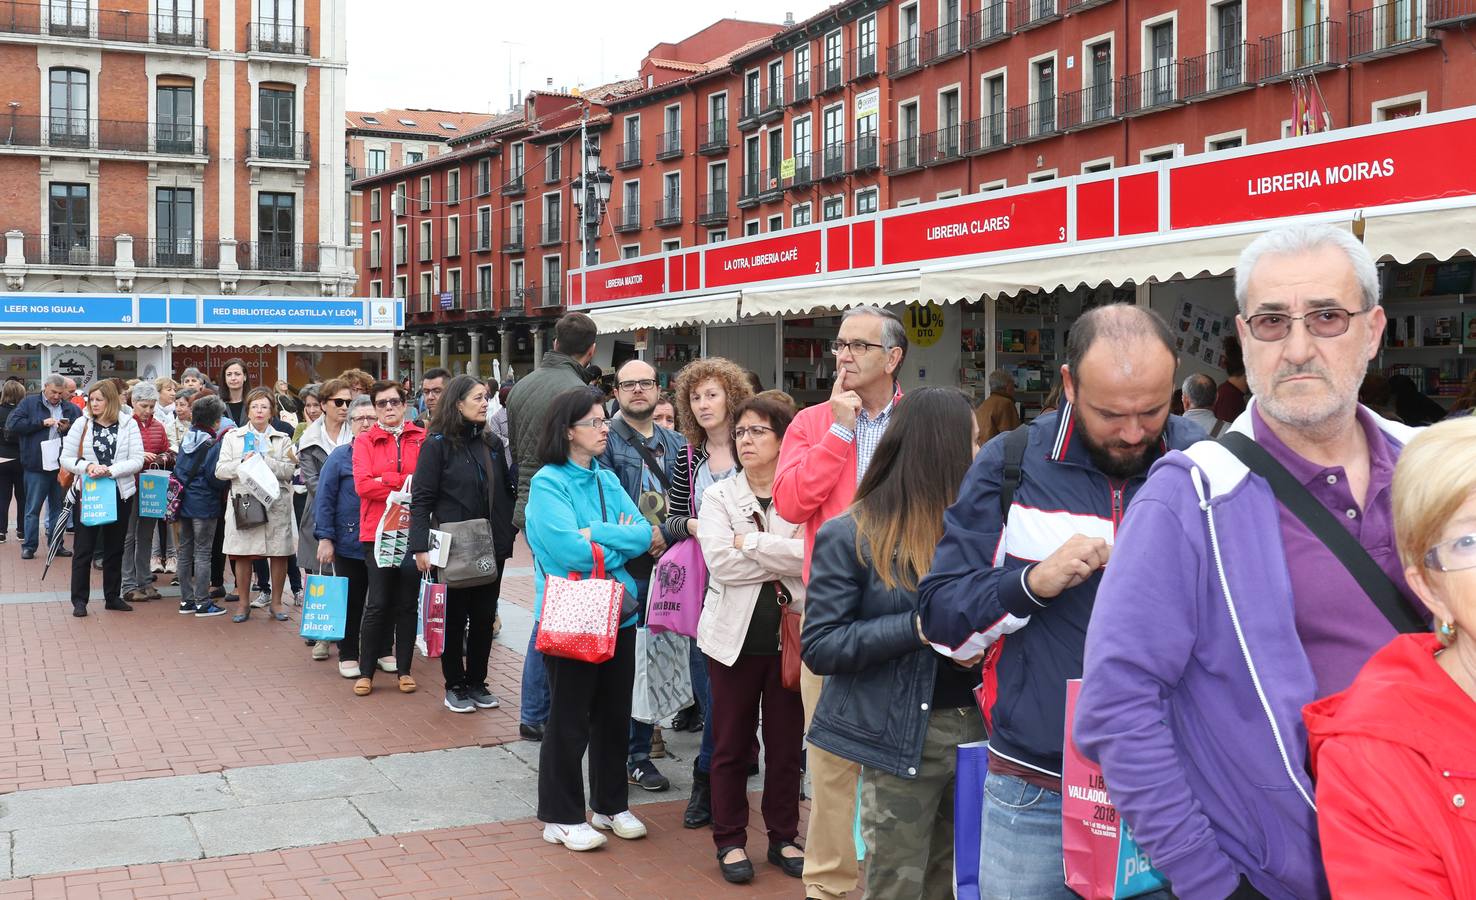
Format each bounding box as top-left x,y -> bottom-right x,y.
860,705 -> 987,900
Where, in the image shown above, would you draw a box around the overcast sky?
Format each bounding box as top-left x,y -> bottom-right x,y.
346,0 -> 833,114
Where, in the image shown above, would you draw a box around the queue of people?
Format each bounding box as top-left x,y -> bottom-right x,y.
6,221 -> 1475,896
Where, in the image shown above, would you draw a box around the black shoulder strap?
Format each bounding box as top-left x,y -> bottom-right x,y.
1210,419 -> 1226,438
611,417 -> 671,491
1219,431 -> 1425,634
999,424 -> 1031,525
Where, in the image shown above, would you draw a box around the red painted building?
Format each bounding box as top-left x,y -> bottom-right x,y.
356,0 -> 1474,379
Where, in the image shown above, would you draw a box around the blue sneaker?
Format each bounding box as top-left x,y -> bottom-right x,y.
195,602 -> 227,618
178,599 -> 197,615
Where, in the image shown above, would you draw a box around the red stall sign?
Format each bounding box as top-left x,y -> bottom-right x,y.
704,229 -> 823,288
570,257 -> 667,305
1170,116 -> 1476,229
881,187 -> 1069,265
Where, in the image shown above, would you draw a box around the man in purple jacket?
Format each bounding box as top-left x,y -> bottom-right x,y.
1076,223 -> 1420,900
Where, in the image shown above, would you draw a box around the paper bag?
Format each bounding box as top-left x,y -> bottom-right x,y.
238,452 -> 280,505
420,576 -> 447,658
300,571 -> 349,641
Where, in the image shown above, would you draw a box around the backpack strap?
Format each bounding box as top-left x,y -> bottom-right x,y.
998,424 -> 1031,524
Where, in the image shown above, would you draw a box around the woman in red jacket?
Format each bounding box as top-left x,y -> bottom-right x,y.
351,380 -> 425,697
1305,417 -> 1476,899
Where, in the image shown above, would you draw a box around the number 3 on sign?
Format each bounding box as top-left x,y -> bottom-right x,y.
1058,226 -> 1066,241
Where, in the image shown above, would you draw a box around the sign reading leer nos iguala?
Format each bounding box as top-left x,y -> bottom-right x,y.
881,187 -> 1069,266
1170,116 -> 1476,229
2,295 -> 133,325
573,257 -> 668,305
704,229 -> 823,289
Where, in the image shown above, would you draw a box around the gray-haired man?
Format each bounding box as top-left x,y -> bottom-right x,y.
1180,372 -> 1223,436
7,374 -> 79,558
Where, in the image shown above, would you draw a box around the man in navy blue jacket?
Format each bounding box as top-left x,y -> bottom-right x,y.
919,304 -> 1204,899
6,375 -> 80,558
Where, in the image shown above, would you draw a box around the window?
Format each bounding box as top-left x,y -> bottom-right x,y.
156,81 -> 194,153
766,59 -> 784,103
708,92 -> 728,134
662,172 -> 680,219
419,272 -> 433,310
477,205 -> 492,249
767,214 -> 783,232
546,145 -> 561,182
794,46 -> 810,90
621,180 -> 640,227
477,265 -> 493,307
48,183 -> 88,261
1214,1 -> 1244,89
49,0 -> 86,34
259,0 -> 295,30
622,244 -> 641,259
257,86 -> 295,158
1147,19 -> 1175,105
394,275 -> 407,298
441,122 -> 459,131
661,238 -> 682,252
446,169 -> 460,204
1028,170 -> 1057,182
361,115 -> 380,125
793,115 -> 812,176
745,70 -> 761,116
543,257 -> 561,304
510,142 -> 524,179
395,181 -> 406,214
48,68 -> 88,147
707,229 -> 727,243
823,195 -> 844,220
856,103 -> 877,168
859,15 -> 877,57
155,187 -> 194,264
793,204 -> 812,227
418,175 -> 431,211
824,30 -> 842,84
1032,58 -> 1056,134
395,224 -> 407,264
369,280 -> 381,298
898,101 -> 919,168
510,260 -> 525,297
447,216 -> 460,255
370,188 -> 381,221
767,127 -> 784,182
1141,146 -> 1177,162
510,202 -> 524,241
743,134 -> 760,194
1206,132 -> 1244,151
1374,95 -> 1426,120
1086,41 -> 1113,121
405,150 -> 423,165
418,220 -> 432,260
256,192 -> 296,269
543,193 -> 560,239
938,88 -> 960,156
476,157 -> 491,195
448,268 -> 462,306
856,187 -> 878,215
1081,158 -> 1114,173
708,162 -> 727,198
980,179 -> 1007,191
744,220 -> 760,236
624,114 -> 640,148
368,148 -> 386,174
370,231 -> 381,267
822,104 -> 845,176
983,72 -> 1006,145
663,104 -> 681,153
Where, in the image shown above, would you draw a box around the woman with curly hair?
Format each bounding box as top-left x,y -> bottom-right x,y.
667,355 -> 753,829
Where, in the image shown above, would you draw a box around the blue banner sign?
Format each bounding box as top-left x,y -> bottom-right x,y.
201,298 -> 366,328
0,295 -> 133,325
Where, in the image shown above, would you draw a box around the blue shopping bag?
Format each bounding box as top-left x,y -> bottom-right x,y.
299,569 -> 349,641
136,469 -> 170,519
954,740 -> 990,900
79,476 -> 118,526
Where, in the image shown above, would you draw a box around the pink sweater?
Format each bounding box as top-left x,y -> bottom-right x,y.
772,402 -> 858,583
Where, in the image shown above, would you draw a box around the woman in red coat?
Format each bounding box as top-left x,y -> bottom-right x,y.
1305,418 -> 1476,899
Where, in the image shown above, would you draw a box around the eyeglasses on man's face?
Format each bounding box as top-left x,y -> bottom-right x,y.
1242,308 -> 1367,342
572,418 -> 610,431
617,379 -> 658,391
830,338 -> 886,357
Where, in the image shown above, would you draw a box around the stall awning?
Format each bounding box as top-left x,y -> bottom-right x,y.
1363,204 -> 1476,264
169,331 -> 397,350
741,274 -> 920,317
920,226 -> 1351,302
2,331 -> 168,348
585,293 -> 740,332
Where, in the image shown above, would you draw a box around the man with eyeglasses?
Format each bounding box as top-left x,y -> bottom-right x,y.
598,359 -> 689,793
416,368 -> 450,423
1075,224 -> 1424,900
773,305 -> 907,900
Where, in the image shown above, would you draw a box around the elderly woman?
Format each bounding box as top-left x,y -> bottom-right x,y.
695,394 -> 806,883
215,387 -> 298,623
154,378 -> 178,427
179,367 -> 207,393
292,383 -> 321,442
314,395 -> 383,678
527,386 -> 655,852
121,382 -> 174,603
297,378 -> 355,660
667,356 -> 754,828
61,381 -> 145,617
173,395 -> 231,617
1305,418 -> 1476,897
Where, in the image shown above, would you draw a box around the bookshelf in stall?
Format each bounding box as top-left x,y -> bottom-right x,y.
781,315 -> 842,407
1379,258 -> 1476,404
0,351 -> 40,387
651,327 -> 702,391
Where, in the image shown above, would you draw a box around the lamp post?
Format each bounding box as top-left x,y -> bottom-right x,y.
570,112 -> 613,305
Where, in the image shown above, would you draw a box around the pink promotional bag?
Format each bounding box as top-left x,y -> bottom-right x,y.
647,447 -> 706,637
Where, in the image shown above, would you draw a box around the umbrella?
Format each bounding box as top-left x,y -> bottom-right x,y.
41,485 -> 78,580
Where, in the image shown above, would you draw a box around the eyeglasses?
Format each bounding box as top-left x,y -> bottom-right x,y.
617,379 -> 658,391
572,418 -> 609,431
1424,532 -> 1476,572
831,338 -> 887,356
351,415 -> 377,425
326,397 -> 351,408
1243,308 -> 1367,342
374,398 -> 404,409
733,425 -> 775,440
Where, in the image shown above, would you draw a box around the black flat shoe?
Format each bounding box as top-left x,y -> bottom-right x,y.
519,722 -> 544,741
104,599 -> 133,611
72,605 -> 86,617
768,841 -> 805,878
717,847 -> 754,884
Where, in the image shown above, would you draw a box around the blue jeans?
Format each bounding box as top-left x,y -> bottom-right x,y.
22,469 -> 63,552
628,577 -> 654,764
690,637 -> 713,773
980,772 -> 1078,900
521,621 -> 550,727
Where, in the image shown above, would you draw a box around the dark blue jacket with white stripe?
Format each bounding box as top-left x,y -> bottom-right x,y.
918,402 -> 1205,778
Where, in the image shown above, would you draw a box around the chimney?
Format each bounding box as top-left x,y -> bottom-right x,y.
784,11 -> 794,25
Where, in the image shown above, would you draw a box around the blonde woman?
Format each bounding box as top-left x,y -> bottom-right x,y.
215,387 -> 298,623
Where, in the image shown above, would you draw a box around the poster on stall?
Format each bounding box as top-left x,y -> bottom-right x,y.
48,346 -> 97,388
1173,302 -> 1233,371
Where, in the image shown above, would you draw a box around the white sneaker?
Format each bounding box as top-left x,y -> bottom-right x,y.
311,641 -> 330,660
376,656 -> 397,673
339,661 -> 361,678
542,822 -> 607,851
590,811 -> 647,840
249,592 -> 270,609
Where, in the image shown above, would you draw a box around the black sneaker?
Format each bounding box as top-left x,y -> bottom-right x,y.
178,600 -> 197,615
195,602 -> 227,618
465,684 -> 500,709
444,686 -> 475,713
628,759 -> 671,792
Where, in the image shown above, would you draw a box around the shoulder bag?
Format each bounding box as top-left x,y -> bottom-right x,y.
435,440 -> 501,589
751,510 -> 802,692
57,419 -> 88,492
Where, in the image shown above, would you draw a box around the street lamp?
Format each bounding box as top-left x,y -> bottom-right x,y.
570,133 -> 612,269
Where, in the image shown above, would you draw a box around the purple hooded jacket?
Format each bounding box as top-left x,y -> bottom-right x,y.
1074,402 -> 1416,900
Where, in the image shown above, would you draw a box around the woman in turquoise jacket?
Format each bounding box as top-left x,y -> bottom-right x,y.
527,386 -> 656,854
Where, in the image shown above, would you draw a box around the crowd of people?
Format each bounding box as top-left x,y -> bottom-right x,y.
1,221 -> 1472,897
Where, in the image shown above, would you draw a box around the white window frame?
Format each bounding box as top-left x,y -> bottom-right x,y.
707,228 -> 727,243
477,264 -> 493,306
895,197 -> 921,207
767,214 -> 784,231
1081,33 -> 1115,116
661,238 -> 682,252
792,113 -> 813,165
1372,91 -> 1427,121
446,214 -> 460,255
854,186 -> 878,215
1140,144 -> 1179,162
1206,0 -> 1245,60
418,220 -> 432,260
897,96 -> 920,140
446,169 -> 460,204
744,219 -> 761,236
369,188 -> 381,221
1027,169 -> 1058,183
822,194 -> 845,220
394,223 -> 408,265
477,204 -> 492,249
936,82 -> 962,134
446,267 -> 462,306
936,189 -> 962,200
1081,157 -> 1114,173
369,279 -> 382,298
369,230 -> 381,267
621,243 -> 641,259
980,178 -> 1007,191
394,274 -> 407,298
792,202 -> 812,227
1027,50 -> 1058,107
1204,128 -> 1247,151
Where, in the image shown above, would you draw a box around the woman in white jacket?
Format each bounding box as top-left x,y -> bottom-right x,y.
695,394 -> 806,885
215,387 -> 298,623
62,380 -> 144,617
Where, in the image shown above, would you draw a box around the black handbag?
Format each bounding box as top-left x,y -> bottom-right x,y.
233,492 -> 268,529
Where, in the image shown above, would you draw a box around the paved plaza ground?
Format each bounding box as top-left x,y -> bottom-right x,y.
0,532 -> 813,897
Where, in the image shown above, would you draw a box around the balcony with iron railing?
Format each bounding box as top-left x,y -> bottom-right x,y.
417,239 -> 433,261
816,59 -> 844,94
246,20 -> 309,55
394,242 -> 407,266
919,124 -> 963,167
887,36 -> 920,77
737,172 -> 762,207
141,238 -> 222,269
0,2 -> 209,49
1012,0 -> 1060,33
738,91 -> 763,129
884,136 -> 921,175
787,153 -> 814,190
653,195 -> 682,227
245,128 -> 308,163
501,171 -> 525,195
962,113 -> 1009,155
0,115 -> 209,157
851,134 -> 880,172
1180,43 -> 1257,101
1008,97 -> 1059,143
1057,81 -> 1118,131
473,228 -> 492,252
1348,2 -> 1436,60
655,128 -> 683,161
697,119 -> 729,155
612,204 -> 642,232
465,290 -> 494,312
785,71 -> 812,106
820,142 -> 847,180
1064,0 -> 1111,12
966,2 -> 1009,47
524,283 -> 562,310
540,220 -> 563,247
850,45 -> 879,80
760,83 -> 784,122
1429,0 -> 1476,27
501,226 -> 524,253
758,168 -> 785,201
697,191 -> 729,226
21,233 -> 114,267
616,138 -> 641,169
1261,20 -> 1345,82
1118,63 -> 1182,117
921,19 -> 964,65
238,241 -> 319,273
443,234 -> 461,257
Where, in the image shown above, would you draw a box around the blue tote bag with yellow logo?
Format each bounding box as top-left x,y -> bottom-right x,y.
300,566 -> 349,641
136,470 -> 171,519
79,476 -> 118,526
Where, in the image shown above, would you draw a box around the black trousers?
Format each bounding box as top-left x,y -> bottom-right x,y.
537,625 -> 637,825
441,572 -> 503,689
359,543 -> 420,677
334,554 -> 380,663
71,491 -> 133,608
0,458 -> 24,536
210,512 -> 227,588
